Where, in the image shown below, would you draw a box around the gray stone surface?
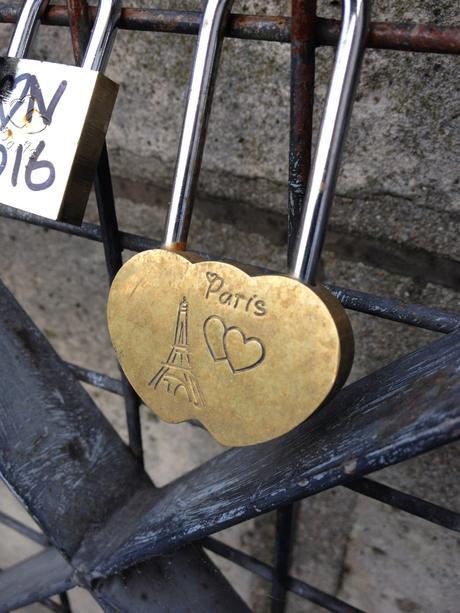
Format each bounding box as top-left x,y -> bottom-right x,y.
337,445 -> 460,613
0,1 -> 458,611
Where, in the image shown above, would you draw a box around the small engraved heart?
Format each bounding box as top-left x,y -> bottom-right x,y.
203,316 -> 227,361
224,327 -> 265,373
204,315 -> 265,373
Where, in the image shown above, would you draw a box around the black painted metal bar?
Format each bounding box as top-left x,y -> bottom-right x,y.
271,504 -> 297,613
347,477 -> 460,532
58,592 -> 72,613
3,381 -> 458,545
0,280 -> 250,612
66,362 -> 124,395
3,447 -> 458,554
66,0 -> 144,467
94,145 -> 144,465
203,537 -> 364,613
0,563 -> 66,613
74,330 -> 460,578
41,598 -> 66,613
65,360 -> 460,535
0,510 -> 48,545
0,549 -> 76,612
1,205 -> 458,334
325,283 -> 459,334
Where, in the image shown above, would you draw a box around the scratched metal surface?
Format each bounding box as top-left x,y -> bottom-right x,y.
65,327 -> 460,578
0,279 -> 249,612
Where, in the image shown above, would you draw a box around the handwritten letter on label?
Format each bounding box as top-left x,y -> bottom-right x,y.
0,58 -> 100,219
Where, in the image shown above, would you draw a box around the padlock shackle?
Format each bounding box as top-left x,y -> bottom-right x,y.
7,0 -> 50,59
82,0 -> 122,72
163,0 -> 233,250
289,0 -> 371,283
8,0 -> 121,71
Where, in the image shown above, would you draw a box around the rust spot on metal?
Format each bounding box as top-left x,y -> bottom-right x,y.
288,0 -> 316,260
316,17 -> 460,54
66,0 -> 92,65
2,6 -> 458,53
166,241 -> 187,253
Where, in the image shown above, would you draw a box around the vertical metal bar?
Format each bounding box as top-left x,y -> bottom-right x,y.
94,147 -> 144,465
289,0 -> 371,283
287,0 -> 316,266
58,591 -> 72,612
66,0 -> 143,465
271,504 -> 297,613
278,2 -> 316,607
66,0 -> 90,63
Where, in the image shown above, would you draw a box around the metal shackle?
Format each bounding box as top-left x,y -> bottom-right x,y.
164,0 -> 234,250
7,0 -> 49,59
290,0 -> 371,283
82,0 -> 122,72
164,0 -> 370,278
7,0 -> 122,72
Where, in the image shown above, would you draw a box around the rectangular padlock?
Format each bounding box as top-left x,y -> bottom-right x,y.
0,0 -> 120,225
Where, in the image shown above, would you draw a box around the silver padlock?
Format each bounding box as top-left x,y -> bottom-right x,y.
0,0 -> 121,224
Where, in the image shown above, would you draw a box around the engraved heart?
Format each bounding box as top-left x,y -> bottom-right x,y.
107,250 -> 353,446
224,327 -> 265,373
203,315 -> 227,361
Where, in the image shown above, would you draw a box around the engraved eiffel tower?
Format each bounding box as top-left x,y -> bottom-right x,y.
149,297 -> 206,408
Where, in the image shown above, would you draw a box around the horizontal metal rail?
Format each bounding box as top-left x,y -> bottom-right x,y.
0,6 -> 458,53
0,510 -> 48,546
66,362 -> 124,394
346,478 -> 460,533
2,205 -> 458,334
202,537 -> 363,613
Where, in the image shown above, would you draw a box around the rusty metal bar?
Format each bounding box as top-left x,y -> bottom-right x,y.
66,0 -> 90,64
0,6 -> 458,54
288,0 -> 316,264
279,0 -> 317,606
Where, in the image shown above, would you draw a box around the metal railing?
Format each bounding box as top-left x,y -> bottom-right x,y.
0,3 -> 458,612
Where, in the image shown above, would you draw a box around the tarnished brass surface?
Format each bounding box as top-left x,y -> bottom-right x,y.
107,250 -> 353,447
0,57 -> 118,224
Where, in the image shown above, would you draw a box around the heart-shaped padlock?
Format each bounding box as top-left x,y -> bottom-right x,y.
108,0 -> 371,446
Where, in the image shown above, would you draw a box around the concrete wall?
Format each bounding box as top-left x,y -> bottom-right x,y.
0,1 -> 459,611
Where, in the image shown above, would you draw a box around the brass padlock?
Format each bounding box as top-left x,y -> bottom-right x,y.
108,0 -> 371,446
0,0 -> 120,224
